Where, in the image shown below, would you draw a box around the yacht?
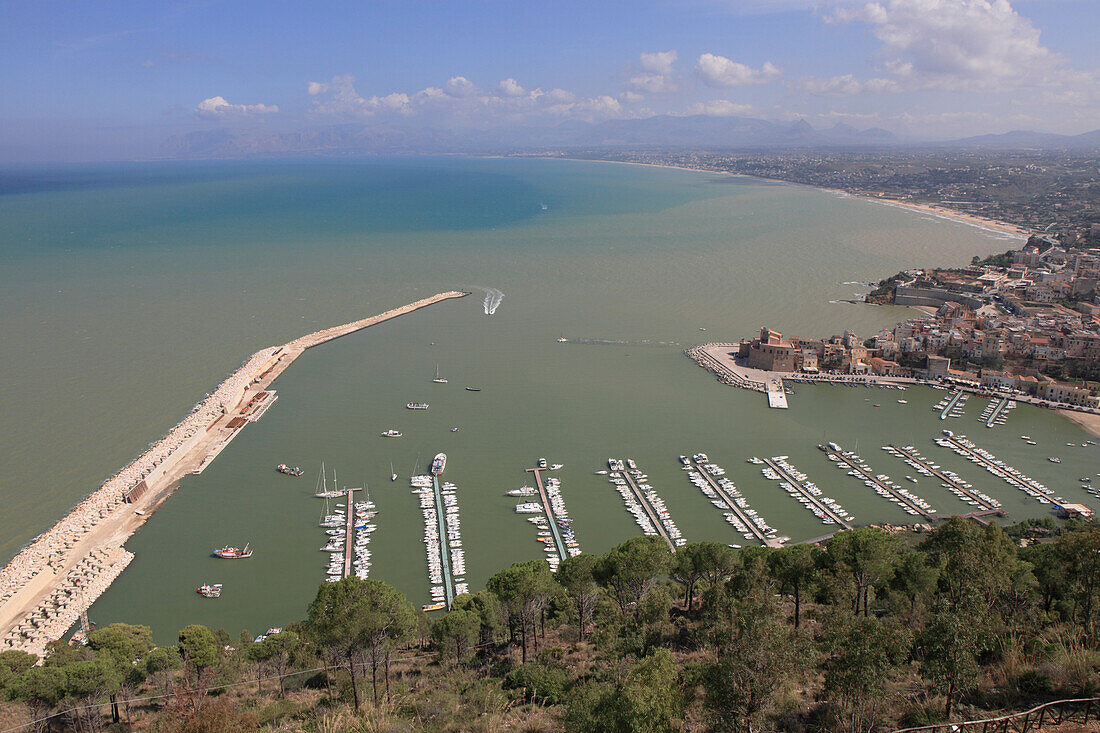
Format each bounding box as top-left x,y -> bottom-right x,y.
406,402 -> 429,410
381,429 -> 402,438
431,453 -> 447,476
432,365 -> 448,384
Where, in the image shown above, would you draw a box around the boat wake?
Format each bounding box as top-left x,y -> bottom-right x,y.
563,338 -> 681,347
480,287 -> 504,315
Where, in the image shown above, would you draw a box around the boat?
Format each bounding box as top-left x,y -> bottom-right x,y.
381,429 -> 402,438
406,402 -> 429,410
465,386 -> 481,391
212,544 -> 252,559
1048,457 -> 1062,463
314,462 -> 343,498
431,453 -> 447,476
432,365 -> 448,384
450,427 -> 459,432
538,458 -> 548,469
390,461 -> 398,482
276,464 -> 303,476
556,337 -> 567,342
197,583 -> 222,598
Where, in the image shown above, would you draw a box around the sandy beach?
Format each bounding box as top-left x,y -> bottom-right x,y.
0,291 -> 467,656
1060,409 -> 1100,438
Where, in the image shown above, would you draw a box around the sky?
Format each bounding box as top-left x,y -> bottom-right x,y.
1,0 -> 1098,161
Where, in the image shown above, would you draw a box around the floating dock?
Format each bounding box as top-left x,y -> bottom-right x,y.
984,397 -> 1010,428
613,461 -> 677,552
936,434 -> 1064,510
527,467 -> 567,563
689,457 -> 781,547
887,444 -> 1000,511
761,457 -> 852,529
823,445 -> 935,520
342,486 -> 356,579
431,476 -> 455,609
939,389 -> 965,420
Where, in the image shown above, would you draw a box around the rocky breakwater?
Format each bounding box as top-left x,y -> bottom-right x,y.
0,290 -> 467,654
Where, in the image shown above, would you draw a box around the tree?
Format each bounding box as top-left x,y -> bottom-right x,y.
888,550 -> 939,620
614,649 -> 683,733
9,666 -> 66,733
143,646 -> 180,699
431,609 -> 480,662
263,631 -> 300,696
821,615 -> 911,732
671,542 -> 735,615
0,650 -> 38,689
245,638 -> 274,693
305,577 -> 415,708
63,658 -> 122,733
87,623 -> 153,723
556,553 -> 600,638
176,624 -> 218,715
453,589 -> 506,647
595,537 -> 670,618
1051,530 -> 1100,641
826,527 -> 900,616
767,544 -> 817,628
922,518 -> 1020,617
704,596 -> 805,732
918,609 -> 982,719
488,561 -> 559,663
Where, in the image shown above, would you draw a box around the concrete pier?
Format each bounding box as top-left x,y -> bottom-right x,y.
761,457 -> 852,529
527,468 -> 566,563
342,487 -> 356,580
689,458 -> 781,548
889,444 -> 999,511
430,477 -> 455,609
616,461 -> 676,552
824,446 -> 935,520
940,389 -> 965,420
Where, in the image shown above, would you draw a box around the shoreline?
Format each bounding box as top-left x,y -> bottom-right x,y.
561,155 -> 1030,241
0,291 -> 467,656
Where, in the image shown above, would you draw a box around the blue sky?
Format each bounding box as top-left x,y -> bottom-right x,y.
1,0 -> 1098,161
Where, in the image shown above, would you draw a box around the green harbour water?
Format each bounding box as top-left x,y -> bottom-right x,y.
0,157 -> 1096,640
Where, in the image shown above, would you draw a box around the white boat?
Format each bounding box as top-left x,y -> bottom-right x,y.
381,429 -> 402,438
431,453 -> 447,476
432,365 -> 448,384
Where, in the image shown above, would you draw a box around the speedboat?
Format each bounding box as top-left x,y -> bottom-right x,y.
381,429 -> 402,438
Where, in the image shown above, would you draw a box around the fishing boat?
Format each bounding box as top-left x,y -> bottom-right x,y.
197,583 -> 222,598
276,464 -> 303,476
406,402 -> 429,410
212,544 -> 252,559
381,429 -> 402,438
432,365 -> 448,384
431,453 -> 447,476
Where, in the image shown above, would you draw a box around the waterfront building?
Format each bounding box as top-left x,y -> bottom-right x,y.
740,327 -> 798,372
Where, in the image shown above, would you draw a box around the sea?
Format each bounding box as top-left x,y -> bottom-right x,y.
0,156 -> 1095,641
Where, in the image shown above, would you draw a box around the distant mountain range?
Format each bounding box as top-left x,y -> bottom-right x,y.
158,114 -> 1099,159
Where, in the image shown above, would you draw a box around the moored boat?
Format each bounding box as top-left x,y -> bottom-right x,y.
431,453 -> 447,476
276,464 -> 303,476
212,544 -> 252,559
197,583 -> 223,598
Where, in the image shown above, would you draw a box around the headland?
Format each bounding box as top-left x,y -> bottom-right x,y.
0,291 -> 468,656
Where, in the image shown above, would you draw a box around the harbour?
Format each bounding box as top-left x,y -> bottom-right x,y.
885,443 -> 1003,512
761,456 -> 854,529
823,443 -> 937,520
608,459 -> 682,551
687,455 -> 782,548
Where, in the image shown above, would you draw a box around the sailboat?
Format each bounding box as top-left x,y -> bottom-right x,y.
390,461 -> 397,482
314,462 -> 343,499
432,364 -> 448,384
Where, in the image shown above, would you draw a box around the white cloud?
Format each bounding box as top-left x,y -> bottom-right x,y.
498,78 -> 526,97
307,73 -> 627,124
444,76 -> 478,98
685,100 -> 755,117
834,0 -> 1066,91
695,54 -> 781,87
639,50 -> 677,76
630,50 -> 679,94
793,74 -> 901,96
195,96 -> 278,117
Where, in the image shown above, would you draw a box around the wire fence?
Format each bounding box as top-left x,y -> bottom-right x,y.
893,697 -> 1100,733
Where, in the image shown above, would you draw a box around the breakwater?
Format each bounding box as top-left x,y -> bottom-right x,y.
0,291 -> 467,656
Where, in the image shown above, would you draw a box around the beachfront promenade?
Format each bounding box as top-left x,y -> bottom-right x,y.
0,291 -> 468,656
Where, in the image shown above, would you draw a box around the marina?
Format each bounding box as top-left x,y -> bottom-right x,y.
936,433 -> 1067,509
822,443 -> 936,520
886,443 -> 1002,511
524,464 -> 579,572
687,455 -> 782,547
761,456 -> 854,529
607,459 -> 683,551
411,456 -> 464,610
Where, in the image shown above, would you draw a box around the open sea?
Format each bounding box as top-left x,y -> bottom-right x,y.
0,157 -> 1095,641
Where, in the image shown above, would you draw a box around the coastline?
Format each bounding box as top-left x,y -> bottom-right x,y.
563,155 -> 1029,241
1059,409 -> 1100,439
0,291 -> 467,656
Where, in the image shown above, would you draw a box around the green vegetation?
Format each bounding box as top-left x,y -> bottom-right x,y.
970,249 -> 1016,268
4,520 -> 1100,731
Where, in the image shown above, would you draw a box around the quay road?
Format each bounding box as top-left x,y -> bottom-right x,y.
889,444 -> 999,511
823,446 -> 935,520
616,461 -> 675,552
689,458 -> 781,548
526,468 -> 566,562
761,457 -> 853,530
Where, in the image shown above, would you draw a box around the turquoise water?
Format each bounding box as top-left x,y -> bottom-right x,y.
1,157 -> 1094,640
